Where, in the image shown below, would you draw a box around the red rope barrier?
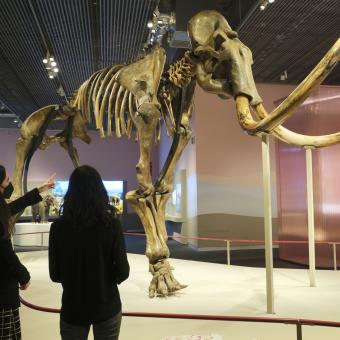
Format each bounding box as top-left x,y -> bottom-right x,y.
19,297 -> 340,328
15,232 -> 50,236
124,232 -> 340,245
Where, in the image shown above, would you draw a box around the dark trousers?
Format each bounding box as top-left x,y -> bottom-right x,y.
60,312 -> 122,340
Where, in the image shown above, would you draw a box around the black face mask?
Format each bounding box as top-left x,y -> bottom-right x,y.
3,182 -> 14,199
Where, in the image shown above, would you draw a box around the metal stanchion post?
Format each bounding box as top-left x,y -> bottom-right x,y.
296,324 -> 302,340
41,233 -> 44,250
227,240 -> 231,266
333,243 -> 337,271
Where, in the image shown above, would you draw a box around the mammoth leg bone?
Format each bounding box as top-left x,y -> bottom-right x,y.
126,101 -> 173,297
58,121 -> 80,168
13,106 -> 58,200
146,83 -> 196,298
235,38 -> 340,134
58,110 -> 91,168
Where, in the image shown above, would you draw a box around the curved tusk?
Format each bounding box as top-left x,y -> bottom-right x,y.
235,95 -> 260,134
254,103 -> 340,148
235,38 -> 340,134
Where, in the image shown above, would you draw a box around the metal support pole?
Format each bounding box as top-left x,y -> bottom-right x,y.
227,241 -> 231,266
333,243 -> 337,271
41,232 -> 44,250
296,324 -> 303,340
261,134 -> 274,314
305,147 -> 316,287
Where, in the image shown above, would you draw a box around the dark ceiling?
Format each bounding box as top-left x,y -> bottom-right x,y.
0,0 -> 339,124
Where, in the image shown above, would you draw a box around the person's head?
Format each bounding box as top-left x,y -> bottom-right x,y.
62,165 -> 113,226
0,165 -> 13,238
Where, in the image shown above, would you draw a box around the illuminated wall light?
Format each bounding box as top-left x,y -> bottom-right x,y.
260,0 -> 274,10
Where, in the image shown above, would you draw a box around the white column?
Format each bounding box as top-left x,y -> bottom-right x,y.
305,147 -> 316,287
261,133 -> 274,314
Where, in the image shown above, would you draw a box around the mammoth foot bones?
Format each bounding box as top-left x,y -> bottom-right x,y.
149,259 -> 187,298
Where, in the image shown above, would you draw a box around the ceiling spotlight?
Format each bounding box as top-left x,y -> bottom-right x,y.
49,74 -> 54,79
269,0 -> 275,2
151,29 -> 156,33
147,21 -> 153,28
43,58 -> 48,64
260,4 -> 266,10
280,70 -> 288,81
49,57 -> 54,61
51,61 -> 57,67
53,67 -> 59,73
13,118 -> 19,123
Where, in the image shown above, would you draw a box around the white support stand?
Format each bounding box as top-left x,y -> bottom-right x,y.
305,147 -> 316,287
333,243 -> 337,271
261,134 -> 274,314
227,240 -> 231,266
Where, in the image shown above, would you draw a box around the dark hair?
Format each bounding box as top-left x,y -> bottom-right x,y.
0,165 -> 11,238
0,165 -> 6,184
0,195 -> 11,238
61,165 -> 114,226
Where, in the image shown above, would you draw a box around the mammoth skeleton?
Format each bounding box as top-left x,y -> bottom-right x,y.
12,10 -> 340,297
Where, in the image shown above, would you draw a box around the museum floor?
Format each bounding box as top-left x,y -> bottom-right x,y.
18,251 -> 340,340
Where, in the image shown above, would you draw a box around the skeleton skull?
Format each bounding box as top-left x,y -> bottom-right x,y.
188,10 -> 262,106
188,10 -> 340,145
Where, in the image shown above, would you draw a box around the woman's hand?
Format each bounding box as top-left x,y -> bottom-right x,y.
19,280 -> 31,290
38,173 -> 56,193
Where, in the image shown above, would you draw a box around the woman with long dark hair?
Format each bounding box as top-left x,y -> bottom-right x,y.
0,164 -> 55,339
49,165 -> 129,340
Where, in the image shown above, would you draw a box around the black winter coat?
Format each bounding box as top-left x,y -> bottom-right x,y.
0,189 -> 42,308
49,215 -> 129,325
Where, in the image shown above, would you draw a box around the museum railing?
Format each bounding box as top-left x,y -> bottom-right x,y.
15,230 -> 340,270
125,232 -> 340,270
19,296 -> 340,340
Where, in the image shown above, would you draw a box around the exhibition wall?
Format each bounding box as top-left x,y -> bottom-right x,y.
277,86 -> 340,267
160,83 -> 297,249
0,129 -> 159,228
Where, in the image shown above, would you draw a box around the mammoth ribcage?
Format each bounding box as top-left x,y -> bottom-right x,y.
74,64 -> 136,139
